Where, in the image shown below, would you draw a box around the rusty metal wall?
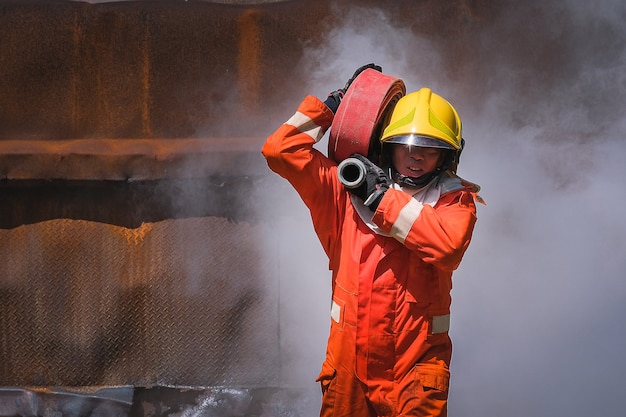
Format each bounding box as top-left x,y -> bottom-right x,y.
0,216 -> 279,388
0,0 -> 330,140
0,1 -> 495,414
0,0 -> 493,141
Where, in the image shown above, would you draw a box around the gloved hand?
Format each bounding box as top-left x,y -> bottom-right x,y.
346,153 -> 390,211
324,63 -> 382,113
343,63 -> 382,91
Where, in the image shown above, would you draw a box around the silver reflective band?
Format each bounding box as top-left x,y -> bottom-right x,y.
331,300 -> 341,324
390,198 -> 423,243
432,314 -> 450,334
285,111 -> 325,142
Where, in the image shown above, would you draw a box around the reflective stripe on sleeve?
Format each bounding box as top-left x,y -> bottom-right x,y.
285,111 -> 325,142
389,198 -> 424,243
432,314 -> 450,334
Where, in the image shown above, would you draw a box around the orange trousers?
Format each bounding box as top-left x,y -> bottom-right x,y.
318,359 -> 449,417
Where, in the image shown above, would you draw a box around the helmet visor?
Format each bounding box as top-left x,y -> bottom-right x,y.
383,134 -> 456,150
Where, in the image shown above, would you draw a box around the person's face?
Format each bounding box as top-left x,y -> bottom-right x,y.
390,144 -> 442,178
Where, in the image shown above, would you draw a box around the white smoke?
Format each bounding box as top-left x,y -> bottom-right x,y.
269,1 -> 626,416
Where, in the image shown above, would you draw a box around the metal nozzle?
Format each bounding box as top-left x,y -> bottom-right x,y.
337,157 -> 367,189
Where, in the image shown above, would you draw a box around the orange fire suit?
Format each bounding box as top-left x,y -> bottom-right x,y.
262,95 -> 479,417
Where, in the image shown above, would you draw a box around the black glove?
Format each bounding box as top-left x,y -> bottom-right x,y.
324,63 -> 382,113
343,63 -> 382,91
346,153 -> 390,211
324,89 -> 344,113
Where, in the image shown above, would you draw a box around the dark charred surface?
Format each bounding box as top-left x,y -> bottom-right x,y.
0,177 -> 275,228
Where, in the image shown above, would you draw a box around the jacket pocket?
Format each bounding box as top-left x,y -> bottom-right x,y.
415,363 -> 450,393
316,361 -> 337,394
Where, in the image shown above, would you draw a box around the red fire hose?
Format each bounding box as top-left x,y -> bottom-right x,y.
328,69 -> 406,163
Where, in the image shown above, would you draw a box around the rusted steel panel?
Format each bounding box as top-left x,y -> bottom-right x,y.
0,0 -> 329,140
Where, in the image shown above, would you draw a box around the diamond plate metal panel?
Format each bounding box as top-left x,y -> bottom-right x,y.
0,217 -> 279,387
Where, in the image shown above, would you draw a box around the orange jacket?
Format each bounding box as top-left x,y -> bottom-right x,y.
262,95 -> 478,407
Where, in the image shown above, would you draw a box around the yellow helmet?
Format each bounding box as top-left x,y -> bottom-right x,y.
380,88 -> 462,150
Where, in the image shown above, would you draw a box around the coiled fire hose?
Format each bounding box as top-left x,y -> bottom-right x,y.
329,69 -> 405,188
328,68 -> 406,164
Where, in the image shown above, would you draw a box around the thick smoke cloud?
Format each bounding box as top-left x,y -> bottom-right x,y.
271,1 -> 626,416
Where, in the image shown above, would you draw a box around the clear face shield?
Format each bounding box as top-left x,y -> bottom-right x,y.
382,135 -> 458,188
383,134 -> 456,150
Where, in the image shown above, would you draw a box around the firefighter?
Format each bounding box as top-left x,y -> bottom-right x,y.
262,64 -> 482,417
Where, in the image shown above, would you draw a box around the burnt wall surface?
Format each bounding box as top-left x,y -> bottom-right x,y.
0,138 -> 270,228
0,0 -> 493,141
0,0 -> 494,228
0,0 -> 330,140
0,1 -> 495,412
0,0 -> 335,228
